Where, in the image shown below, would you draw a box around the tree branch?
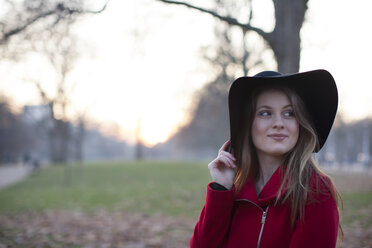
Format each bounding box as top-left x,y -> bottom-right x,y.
157,0 -> 271,42
0,1 -> 109,45
57,0 -> 109,15
1,9 -> 55,44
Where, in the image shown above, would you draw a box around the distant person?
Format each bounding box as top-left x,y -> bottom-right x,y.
23,153 -> 31,166
32,158 -> 40,172
191,70 -> 342,247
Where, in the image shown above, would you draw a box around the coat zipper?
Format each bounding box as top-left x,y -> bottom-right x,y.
235,199 -> 269,248
257,206 -> 269,248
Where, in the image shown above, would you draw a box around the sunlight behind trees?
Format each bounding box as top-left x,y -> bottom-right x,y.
0,0 -> 372,161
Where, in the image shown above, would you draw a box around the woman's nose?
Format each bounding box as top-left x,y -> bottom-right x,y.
272,115 -> 284,129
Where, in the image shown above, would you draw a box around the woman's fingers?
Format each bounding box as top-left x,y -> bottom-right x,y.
209,156 -> 232,170
219,140 -> 231,153
208,140 -> 237,172
218,141 -> 236,159
220,150 -> 236,162
216,154 -> 236,169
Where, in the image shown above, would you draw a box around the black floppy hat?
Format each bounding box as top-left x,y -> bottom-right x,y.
228,69 -> 338,153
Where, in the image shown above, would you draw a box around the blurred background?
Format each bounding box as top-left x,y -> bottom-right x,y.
0,0 -> 372,247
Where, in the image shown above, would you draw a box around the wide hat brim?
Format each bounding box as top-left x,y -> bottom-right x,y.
228,69 -> 338,153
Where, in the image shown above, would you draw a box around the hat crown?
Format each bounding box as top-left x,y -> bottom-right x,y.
254,71 -> 282,77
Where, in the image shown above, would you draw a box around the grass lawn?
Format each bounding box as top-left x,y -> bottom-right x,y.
341,191 -> 372,228
1,161 -> 372,226
0,161 -> 212,218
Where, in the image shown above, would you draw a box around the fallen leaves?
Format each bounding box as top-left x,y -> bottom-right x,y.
0,209 -> 371,247
0,210 -> 194,248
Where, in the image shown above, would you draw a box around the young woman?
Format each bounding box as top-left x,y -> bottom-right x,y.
190,70 -> 342,248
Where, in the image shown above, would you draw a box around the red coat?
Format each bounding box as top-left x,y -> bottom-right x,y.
190,167 -> 339,248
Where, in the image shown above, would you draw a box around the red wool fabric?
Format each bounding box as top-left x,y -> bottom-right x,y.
190,167 -> 339,248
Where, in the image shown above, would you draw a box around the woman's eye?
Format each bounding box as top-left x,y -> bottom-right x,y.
283,110 -> 295,117
258,110 -> 271,117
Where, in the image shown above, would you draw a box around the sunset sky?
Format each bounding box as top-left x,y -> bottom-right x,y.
1,0 -> 371,147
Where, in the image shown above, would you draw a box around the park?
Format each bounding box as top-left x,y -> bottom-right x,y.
1,0 -> 372,247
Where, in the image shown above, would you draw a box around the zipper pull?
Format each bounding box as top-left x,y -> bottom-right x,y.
261,210 -> 267,224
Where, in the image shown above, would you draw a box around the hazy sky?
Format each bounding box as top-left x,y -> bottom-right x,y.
1,0 -> 372,146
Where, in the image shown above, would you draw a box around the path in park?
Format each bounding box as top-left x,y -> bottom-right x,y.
0,165 -> 32,190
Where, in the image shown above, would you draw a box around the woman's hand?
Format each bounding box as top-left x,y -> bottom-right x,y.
208,140 -> 237,190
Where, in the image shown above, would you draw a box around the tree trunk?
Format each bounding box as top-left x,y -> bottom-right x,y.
49,102 -> 70,163
269,0 -> 307,73
75,118 -> 85,162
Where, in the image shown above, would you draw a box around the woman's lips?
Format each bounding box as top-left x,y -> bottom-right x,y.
268,134 -> 288,141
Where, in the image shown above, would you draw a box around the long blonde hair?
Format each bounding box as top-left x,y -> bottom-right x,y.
232,85 -> 342,231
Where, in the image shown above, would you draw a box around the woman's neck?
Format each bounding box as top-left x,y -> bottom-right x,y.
256,153 -> 282,194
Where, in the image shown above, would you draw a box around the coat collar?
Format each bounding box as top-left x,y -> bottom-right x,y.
235,165 -> 287,207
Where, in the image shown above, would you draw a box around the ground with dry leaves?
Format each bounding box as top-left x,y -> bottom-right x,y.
0,211 -> 194,248
0,162 -> 371,248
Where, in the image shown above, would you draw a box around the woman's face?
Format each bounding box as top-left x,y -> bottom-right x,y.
251,89 -> 299,160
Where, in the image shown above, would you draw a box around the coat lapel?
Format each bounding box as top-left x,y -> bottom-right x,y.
235,177 -> 260,205
235,166 -> 287,207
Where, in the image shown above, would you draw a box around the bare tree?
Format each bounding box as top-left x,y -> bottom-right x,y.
73,115 -> 86,162
157,0 -> 308,73
24,21 -> 78,163
135,118 -> 144,160
0,0 -> 108,163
